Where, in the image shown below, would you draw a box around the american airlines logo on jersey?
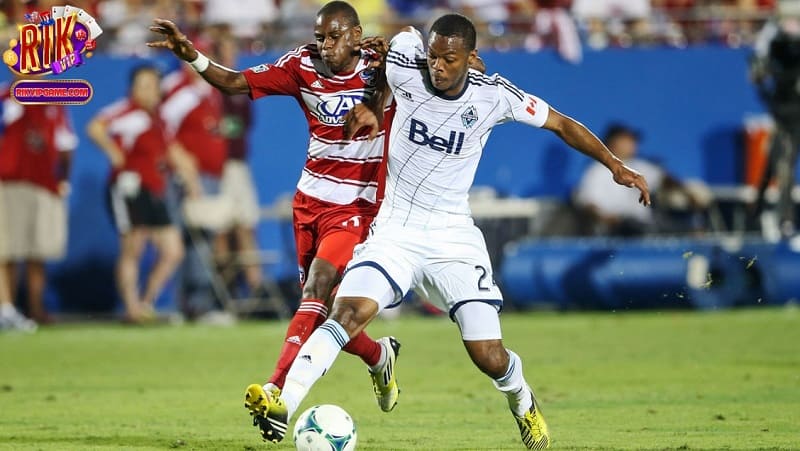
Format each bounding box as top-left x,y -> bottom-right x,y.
408,118 -> 465,155
312,93 -> 364,125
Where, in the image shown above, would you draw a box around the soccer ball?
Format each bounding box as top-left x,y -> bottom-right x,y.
293,404 -> 357,451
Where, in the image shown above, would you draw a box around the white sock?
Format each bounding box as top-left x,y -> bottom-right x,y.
281,319 -> 350,418
492,349 -> 534,416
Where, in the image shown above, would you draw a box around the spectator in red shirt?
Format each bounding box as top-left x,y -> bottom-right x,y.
86,65 -> 187,323
0,81 -> 77,325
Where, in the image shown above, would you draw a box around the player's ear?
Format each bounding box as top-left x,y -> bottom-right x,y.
466,49 -> 479,68
352,25 -> 363,42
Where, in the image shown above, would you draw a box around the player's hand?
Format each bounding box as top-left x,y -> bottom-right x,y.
358,36 -> 389,69
343,103 -> 380,141
146,19 -> 198,62
611,162 -> 651,206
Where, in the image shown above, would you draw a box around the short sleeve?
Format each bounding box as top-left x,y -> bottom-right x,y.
242,59 -> 300,100
386,31 -> 426,89
494,75 -> 550,128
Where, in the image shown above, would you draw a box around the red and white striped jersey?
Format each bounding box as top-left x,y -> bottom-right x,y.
242,45 -> 386,206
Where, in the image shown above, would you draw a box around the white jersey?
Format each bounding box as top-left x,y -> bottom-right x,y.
379,31 -> 551,228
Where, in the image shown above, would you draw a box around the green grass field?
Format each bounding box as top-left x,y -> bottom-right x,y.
1,308 -> 798,450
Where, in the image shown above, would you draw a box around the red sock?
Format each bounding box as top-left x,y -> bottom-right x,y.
343,330 -> 383,367
268,299 -> 327,387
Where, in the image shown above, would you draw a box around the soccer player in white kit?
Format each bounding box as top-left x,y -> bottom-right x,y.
255,14 -> 651,449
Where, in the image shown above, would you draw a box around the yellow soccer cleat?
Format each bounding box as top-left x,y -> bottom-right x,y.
369,336 -> 401,412
514,396 -> 550,449
244,383 -> 288,443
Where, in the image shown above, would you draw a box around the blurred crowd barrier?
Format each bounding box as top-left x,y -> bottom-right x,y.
501,236 -> 800,309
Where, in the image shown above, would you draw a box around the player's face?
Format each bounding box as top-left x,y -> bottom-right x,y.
131,70 -> 161,112
427,32 -> 477,96
314,13 -> 362,73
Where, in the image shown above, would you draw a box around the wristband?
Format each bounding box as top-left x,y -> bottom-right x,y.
188,51 -> 209,73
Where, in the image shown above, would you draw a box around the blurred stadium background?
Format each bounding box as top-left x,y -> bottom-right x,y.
2,0 -> 798,320
1,1 -> 799,450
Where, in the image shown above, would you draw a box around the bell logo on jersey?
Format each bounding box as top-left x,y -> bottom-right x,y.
408,118 -> 465,155
313,93 -> 363,125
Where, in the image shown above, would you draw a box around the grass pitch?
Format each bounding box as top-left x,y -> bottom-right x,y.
1,308 -> 798,450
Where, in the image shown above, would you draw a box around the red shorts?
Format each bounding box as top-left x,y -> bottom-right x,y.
292,190 -> 378,284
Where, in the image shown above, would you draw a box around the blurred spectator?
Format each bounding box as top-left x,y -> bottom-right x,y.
574,123 -> 710,236
278,0 -> 323,47
0,78 -> 77,325
449,0 -> 534,47
346,0 -> 391,36
572,0 -> 652,48
160,57 -> 229,321
87,65 -> 185,323
524,0 -> 582,63
203,0 -> 278,39
215,36 -> 264,298
751,0 -> 800,237
0,185 -> 36,332
98,0 -> 177,56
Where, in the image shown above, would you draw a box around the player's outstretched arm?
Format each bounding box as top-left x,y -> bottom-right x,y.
543,108 -> 651,206
147,19 -> 249,96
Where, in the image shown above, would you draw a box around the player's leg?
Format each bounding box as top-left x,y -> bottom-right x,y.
266,228 -> 383,388
264,212 -> 324,390
310,230 -> 398,411
248,265 -> 397,443
428,225 -> 549,449
314,231 -> 384,368
456,303 -> 550,450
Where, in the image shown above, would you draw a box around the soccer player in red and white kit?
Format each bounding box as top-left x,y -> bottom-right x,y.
87,65 -> 187,323
148,1 -> 400,435
0,80 -> 77,327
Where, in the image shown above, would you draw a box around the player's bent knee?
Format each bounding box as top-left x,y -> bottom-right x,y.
456,301 -> 507,378
302,258 -> 340,301
336,264 -> 399,311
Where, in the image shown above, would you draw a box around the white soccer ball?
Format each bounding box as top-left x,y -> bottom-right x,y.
293,404 -> 357,451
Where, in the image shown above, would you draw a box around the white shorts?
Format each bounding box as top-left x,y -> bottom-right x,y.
337,221 -> 503,320
1,182 -> 67,261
